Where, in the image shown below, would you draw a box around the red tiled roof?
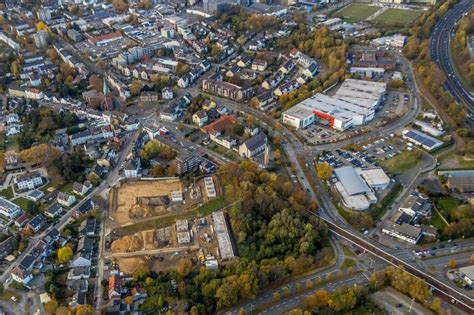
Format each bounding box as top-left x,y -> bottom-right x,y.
201,115 -> 236,134
89,31 -> 122,45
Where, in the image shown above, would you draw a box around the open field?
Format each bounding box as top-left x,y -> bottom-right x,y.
378,150 -> 421,175
373,8 -> 421,25
335,4 -> 380,23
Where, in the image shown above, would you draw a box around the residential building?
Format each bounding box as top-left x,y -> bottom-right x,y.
0,197 -> 22,219
202,79 -> 253,102
71,236 -> 93,268
15,171 -> 43,191
27,214 -> 47,233
45,203 -> 63,219
239,133 -> 267,158
192,111 -> 208,127
0,237 -> 15,260
57,192 -> 76,207
109,273 -> 122,299
72,181 -> 92,196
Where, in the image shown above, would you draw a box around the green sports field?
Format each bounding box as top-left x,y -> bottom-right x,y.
334,4 -> 380,24
373,8 -> 422,25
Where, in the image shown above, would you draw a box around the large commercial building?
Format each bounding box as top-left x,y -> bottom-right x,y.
334,166 -> 390,211
282,79 -> 386,131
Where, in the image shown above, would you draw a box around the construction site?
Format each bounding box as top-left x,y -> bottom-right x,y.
105,177 -> 236,273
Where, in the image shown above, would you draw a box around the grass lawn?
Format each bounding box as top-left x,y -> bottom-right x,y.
5,135 -> 19,150
335,4 -> 380,23
378,150 -> 421,175
39,182 -> 56,194
115,196 -> 227,236
430,210 -> 447,231
368,183 -> 402,221
0,290 -> 22,303
373,8 -> 421,25
340,258 -> 356,269
12,197 -> 34,211
435,197 -> 460,217
0,186 -> 14,200
342,245 -> 356,258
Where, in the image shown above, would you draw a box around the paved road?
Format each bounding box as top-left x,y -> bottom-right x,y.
430,0 -> 474,109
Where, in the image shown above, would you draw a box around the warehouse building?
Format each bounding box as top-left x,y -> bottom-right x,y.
282,79 -> 386,131
402,129 -> 443,151
334,166 -> 390,211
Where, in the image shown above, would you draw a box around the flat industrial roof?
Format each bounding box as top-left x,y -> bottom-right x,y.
282,103 -> 314,120
335,166 -> 370,196
402,129 -> 443,150
299,93 -> 373,121
358,168 -> 390,187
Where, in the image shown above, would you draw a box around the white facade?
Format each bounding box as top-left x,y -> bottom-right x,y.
0,197 -> 21,219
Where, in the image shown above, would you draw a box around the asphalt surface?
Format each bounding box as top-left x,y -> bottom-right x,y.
430,0 -> 474,110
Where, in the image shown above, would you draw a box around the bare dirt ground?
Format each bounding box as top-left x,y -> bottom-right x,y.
111,179 -> 183,224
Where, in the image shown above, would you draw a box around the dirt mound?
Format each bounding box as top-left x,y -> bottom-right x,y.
111,235 -> 143,252
136,196 -> 170,206
129,204 -> 168,219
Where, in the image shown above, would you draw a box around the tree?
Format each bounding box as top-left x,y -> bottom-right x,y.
124,296 -> 133,305
190,305 -> 200,315
44,299 -> 59,314
282,286 -> 290,297
57,246 -> 73,263
176,62 -> 190,77
316,162 -> 332,180
70,304 -> 94,315
112,0 -> 128,12
328,287 -> 358,312
471,253 -> 474,265
89,75 -> 103,92
447,259 -> 457,268
430,297 -> 442,314
10,60 -> 20,77
36,21 -> 48,31
273,291 -> 280,302
306,289 -> 330,309
177,258 -> 192,276
305,279 -> 313,289
130,80 -> 142,96
0,152 -> 4,176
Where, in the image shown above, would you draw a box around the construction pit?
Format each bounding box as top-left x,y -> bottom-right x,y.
106,177 -> 227,270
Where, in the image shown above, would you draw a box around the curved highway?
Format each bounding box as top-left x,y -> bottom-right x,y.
430,0 -> 474,110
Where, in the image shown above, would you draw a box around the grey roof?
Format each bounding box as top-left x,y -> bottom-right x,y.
243,133 -> 266,152
334,166 -> 370,196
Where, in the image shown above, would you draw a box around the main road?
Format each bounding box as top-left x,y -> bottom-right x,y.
430,0 -> 474,109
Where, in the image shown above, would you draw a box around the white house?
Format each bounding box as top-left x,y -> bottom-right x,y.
57,192 -> 76,207
192,111 -> 208,127
72,181 -> 92,196
162,87 -> 174,100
